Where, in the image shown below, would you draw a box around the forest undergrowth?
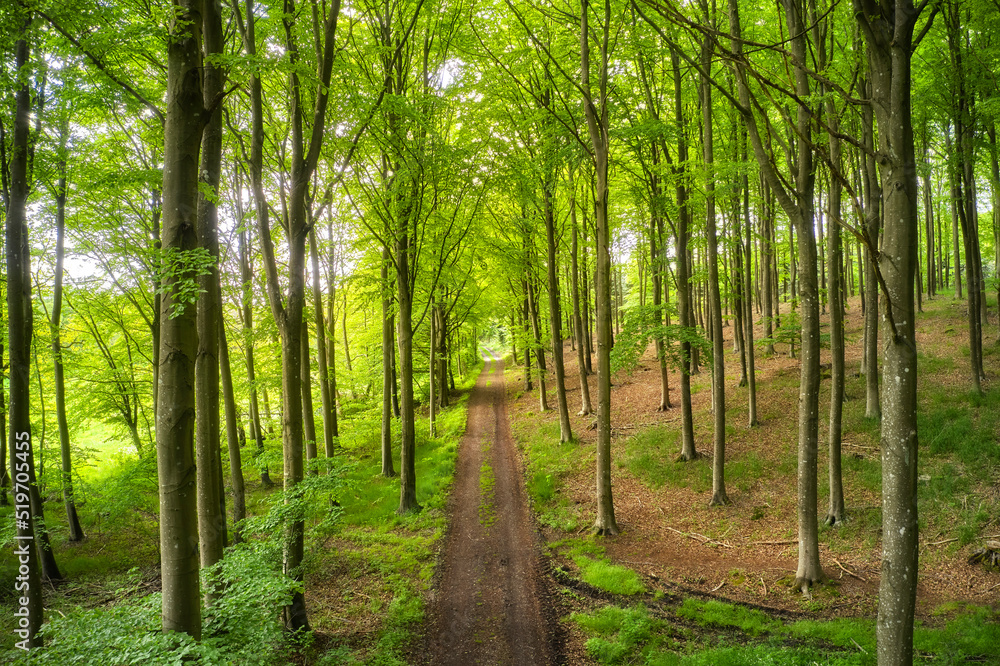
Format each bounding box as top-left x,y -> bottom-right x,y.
508,294 -> 1000,665
0,361 -> 482,664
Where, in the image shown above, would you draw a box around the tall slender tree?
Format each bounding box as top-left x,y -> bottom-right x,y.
157,0 -> 205,638
582,0 -> 619,535
7,3 -> 44,646
854,0 -> 927,660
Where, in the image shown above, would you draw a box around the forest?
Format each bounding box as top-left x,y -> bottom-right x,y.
1,0 -> 999,663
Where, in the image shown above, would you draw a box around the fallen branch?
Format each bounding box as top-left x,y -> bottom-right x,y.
666,526 -> 733,548
923,537 -> 959,548
711,580 -> 726,592
833,558 -> 867,583
842,441 -> 878,451
752,539 -> 797,546
760,576 -> 768,596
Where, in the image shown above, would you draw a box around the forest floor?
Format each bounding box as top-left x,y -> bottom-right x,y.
491,293 -> 1000,664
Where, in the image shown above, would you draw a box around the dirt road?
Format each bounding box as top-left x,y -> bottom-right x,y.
425,352 -> 558,665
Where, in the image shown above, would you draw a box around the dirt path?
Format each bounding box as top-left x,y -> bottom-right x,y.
425,352 -> 559,665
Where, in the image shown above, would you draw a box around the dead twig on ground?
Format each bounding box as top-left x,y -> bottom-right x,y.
833,558 -> 867,582
752,539 -> 797,545
711,580 -> 726,592
666,526 -> 733,548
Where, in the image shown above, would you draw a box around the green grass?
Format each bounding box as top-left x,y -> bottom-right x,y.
478,439 -> 497,529
515,420 -> 586,530
555,538 -> 646,595
677,598 -> 781,636
623,426 -> 712,492
842,453 -> 881,494
572,605 -> 676,664
574,598 -> 1000,666
726,453 -> 767,493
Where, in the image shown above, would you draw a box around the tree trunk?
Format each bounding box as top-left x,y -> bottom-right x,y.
855,2 -> 922,661
381,244 -> 396,477
571,177 -> 593,416
342,287 -> 355,398
238,224 -> 270,488
820,23 -> 846,526
158,0 -> 204,637
50,119 -> 84,542
523,295 -> 533,391
309,229 -> 336,459
761,180 -> 776,355
740,127 -> 758,427
702,30 -> 728,507
396,222 -> 420,513
526,276 -> 550,412
7,10 -> 44,645
651,178 -> 671,412
581,228 -> 594,373
249,0 -> 342,632
730,0 -> 823,591
302,324 -> 318,472
862,78 -> 881,420
544,188 -> 572,441
195,0 -> 226,594
582,0 -> 619,536
430,297 -> 438,438
219,321 -> 246,544
324,218 -> 342,432
922,124 -> 936,298
671,47 -> 697,462
0,345 -> 7,508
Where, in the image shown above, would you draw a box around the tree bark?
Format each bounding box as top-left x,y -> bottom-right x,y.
302,324 -> 318,472
861,77 -> 881,420
671,47 -> 697,462
7,8 -> 45,644
381,244 -> 396,476
158,0 -> 204,637
50,119 -> 84,542
0,345 -> 7,508
854,1 -> 922,661
196,0 -> 226,594
544,187 -> 572,441
582,0 -> 619,536
219,320 -> 246,544
730,0 -> 823,591
309,229 -> 336,459
702,28 -> 728,507
396,217 -> 419,513
740,127 -> 758,427
570,174 -> 593,416
819,16 -> 846,526
248,0 -> 342,631
526,275 -> 550,412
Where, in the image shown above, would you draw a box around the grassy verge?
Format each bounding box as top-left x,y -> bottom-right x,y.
572,597 -> 1000,665
0,358 -> 482,664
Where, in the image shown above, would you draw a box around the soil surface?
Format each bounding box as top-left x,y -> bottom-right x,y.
424,352 -> 561,665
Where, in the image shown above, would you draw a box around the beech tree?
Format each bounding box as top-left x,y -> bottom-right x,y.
582,0 -> 620,535
6,2 -> 44,646
854,0 -> 928,661
727,0 -> 825,592
156,0 -> 205,638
